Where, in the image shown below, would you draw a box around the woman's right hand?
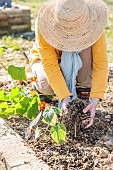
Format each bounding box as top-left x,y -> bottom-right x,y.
62,97 -> 72,114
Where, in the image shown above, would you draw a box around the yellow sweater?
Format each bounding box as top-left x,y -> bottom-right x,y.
29,29 -> 108,101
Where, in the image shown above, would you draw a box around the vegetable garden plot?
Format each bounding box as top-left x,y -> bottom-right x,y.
2,76 -> 113,170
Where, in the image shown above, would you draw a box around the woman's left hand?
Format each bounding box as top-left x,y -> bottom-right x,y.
83,98 -> 100,128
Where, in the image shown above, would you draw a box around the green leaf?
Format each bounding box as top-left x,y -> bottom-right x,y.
27,97 -> 38,120
0,102 -> 9,111
0,90 -> 10,101
5,107 -> 14,115
14,103 -> 26,115
0,102 -> 14,117
42,106 -> 61,125
20,96 -> 29,106
52,107 -> 61,115
50,113 -> 57,125
0,113 -> 8,119
15,103 -> 21,110
50,123 -> 66,145
11,87 -> 20,99
43,107 -> 54,124
36,95 -> 40,104
43,107 -> 57,125
16,108 -> 27,116
0,48 -> 4,57
8,65 -> 27,81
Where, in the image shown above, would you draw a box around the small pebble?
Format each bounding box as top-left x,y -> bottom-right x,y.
98,149 -> 109,159
105,115 -> 111,119
0,81 -> 3,87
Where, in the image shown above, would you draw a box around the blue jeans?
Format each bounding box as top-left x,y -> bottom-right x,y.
0,0 -> 12,8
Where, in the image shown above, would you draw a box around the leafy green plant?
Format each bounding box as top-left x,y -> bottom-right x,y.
0,48 -> 4,57
8,65 -> 27,81
27,105 -> 66,145
0,87 -> 40,119
0,63 -> 66,144
0,87 -> 66,144
43,106 -> 66,144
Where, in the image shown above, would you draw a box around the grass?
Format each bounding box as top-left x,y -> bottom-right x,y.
0,0 -> 113,63
104,0 -> 113,62
104,0 -> 113,3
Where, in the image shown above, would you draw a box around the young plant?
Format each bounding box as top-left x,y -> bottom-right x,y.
0,87 -> 40,119
26,105 -> 66,145
0,62 -> 66,144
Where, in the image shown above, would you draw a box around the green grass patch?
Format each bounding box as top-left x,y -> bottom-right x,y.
1,36 -> 23,52
104,0 -> 113,4
104,0 -> 113,62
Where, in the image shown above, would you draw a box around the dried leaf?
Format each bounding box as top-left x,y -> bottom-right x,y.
30,112 -> 42,129
25,127 -> 31,140
35,127 -> 41,139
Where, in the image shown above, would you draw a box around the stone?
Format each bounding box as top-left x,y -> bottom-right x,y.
0,118 -> 49,170
103,165 -> 111,170
105,115 -> 111,119
0,153 -> 6,170
104,138 -> 113,150
98,149 -> 109,159
0,81 -> 3,87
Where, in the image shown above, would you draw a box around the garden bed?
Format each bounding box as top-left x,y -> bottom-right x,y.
0,3 -> 31,35
0,1 -> 113,168
1,72 -> 113,170
0,63 -> 113,170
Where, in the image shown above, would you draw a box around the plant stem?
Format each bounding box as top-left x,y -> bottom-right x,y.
0,62 -> 7,71
74,124 -> 76,138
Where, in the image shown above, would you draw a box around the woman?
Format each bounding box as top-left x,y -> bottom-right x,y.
29,0 -> 108,128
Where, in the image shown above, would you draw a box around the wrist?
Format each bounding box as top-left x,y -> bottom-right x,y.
62,96 -> 72,102
90,98 -> 101,104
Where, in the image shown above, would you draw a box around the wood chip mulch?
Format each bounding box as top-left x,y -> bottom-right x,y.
4,77 -> 113,170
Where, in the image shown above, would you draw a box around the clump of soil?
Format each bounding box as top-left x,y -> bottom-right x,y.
65,99 -> 90,138
62,99 -> 109,146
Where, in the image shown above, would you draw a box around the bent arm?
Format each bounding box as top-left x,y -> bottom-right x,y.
90,33 -> 108,99
29,18 -> 71,100
38,30 -> 71,101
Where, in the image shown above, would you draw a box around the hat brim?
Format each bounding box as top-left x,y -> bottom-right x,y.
38,0 -> 108,51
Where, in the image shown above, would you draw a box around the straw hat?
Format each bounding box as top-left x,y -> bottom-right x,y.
38,0 -> 108,51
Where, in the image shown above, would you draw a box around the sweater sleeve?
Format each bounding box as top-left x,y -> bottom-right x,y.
35,29 -> 71,101
90,33 -> 108,99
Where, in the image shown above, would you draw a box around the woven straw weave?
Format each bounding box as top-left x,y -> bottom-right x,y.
38,0 -> 108,51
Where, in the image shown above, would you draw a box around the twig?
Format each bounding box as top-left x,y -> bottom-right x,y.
0,62 -> 7,71
74,123 -> 76,138
23,52 -> 29,60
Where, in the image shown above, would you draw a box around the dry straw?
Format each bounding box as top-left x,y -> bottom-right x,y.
38,0 -> 108,51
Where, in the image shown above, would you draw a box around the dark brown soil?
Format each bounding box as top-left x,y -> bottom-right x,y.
5,76 -> 113,170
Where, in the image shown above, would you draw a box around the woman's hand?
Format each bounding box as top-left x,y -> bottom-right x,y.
83,98 -> 100,128
62,97 -> 72,114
